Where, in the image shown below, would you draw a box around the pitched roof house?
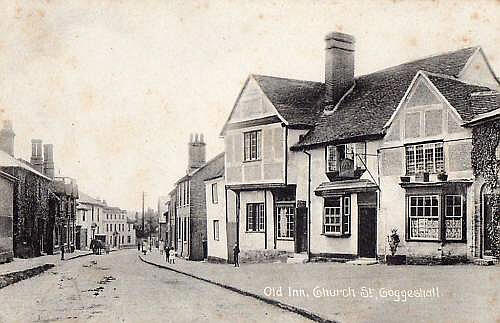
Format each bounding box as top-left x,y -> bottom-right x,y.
172,133 -> 225,260
220,31 -> 499,263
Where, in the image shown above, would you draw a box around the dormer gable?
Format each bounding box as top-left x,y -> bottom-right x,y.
458,47 -> 500,89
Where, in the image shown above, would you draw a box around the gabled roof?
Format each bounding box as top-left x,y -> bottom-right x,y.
0,150 -> 52,180
425,72 -> 493,121
252,74 -> 325,127
292,46 -> 482,149
220,74 -> 324,135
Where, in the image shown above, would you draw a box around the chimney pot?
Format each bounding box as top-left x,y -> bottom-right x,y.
324,32 -> 355,107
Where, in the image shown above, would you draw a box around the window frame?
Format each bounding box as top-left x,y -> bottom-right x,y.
325,142 -> 367,174
243,130 -> 262,162
211,182 -> 218,204
407,195 -> 441,241
405,141 -> 444,175
322,195 -> 351,237
445,195 -> 464,241
213,220 -> 220,241
277,203 -> 295,240
246,203 -> 265,232
405,193 -> 467,243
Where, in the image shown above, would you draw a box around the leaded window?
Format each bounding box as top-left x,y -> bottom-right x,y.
405,142 -> 444,175
408,195 -> 440,240
445,195 -> 463,240
277,204 -> 295,239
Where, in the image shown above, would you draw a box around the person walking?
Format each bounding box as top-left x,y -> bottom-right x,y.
233,243 -> 240,267
159,240 -> 164,255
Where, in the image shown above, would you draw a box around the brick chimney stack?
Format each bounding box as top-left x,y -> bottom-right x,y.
188,133 -> 206,173
0,120 -> 15,156
324,32 -> 355,109
30,139 -> 43,173
43,144 -> 54,179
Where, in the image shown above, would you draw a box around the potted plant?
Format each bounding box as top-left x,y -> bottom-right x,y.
400,176 -> 410,183
437,171 -> 448,181
386,228 -> 406,265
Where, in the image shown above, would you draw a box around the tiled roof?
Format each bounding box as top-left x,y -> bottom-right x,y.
0,150 -> 51,180
293,46 -> 481,149
194,152 -> 225,181
252,74 -> 325,127
425,73 -> 494,121
78,191 -> 105,206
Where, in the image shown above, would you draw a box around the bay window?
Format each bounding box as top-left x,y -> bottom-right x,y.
277,204 -> 295,239
406,193 -> 466,242
246,203 -> 265,232
405,142 -> 444,175
323,195 -> 350,236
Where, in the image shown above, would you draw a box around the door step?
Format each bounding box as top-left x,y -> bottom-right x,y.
286,253 -> 308,264
346,257 -> 378,265
474,257 -> 498,266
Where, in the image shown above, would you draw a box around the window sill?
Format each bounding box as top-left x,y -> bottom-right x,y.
245,230 -> 265,233
243,159 -> 262,164
406,239 -> 441,243
277,237 -> 294,241
321,233 -> 351,238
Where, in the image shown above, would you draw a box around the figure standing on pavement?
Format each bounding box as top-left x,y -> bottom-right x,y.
169,247 -> 175,264
159,240 -> 164,255
233,243 -> 240,267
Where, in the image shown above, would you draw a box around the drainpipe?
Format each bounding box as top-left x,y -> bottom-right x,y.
303,150 -> 312,262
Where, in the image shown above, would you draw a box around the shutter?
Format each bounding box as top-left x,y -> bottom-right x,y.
342,196 -> 350,235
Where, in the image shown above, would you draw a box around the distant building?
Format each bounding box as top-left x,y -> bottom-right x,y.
172,133 -> 224,260
103,206 -> 130,248
157,196 -> 169,244
76,192 -> 106,247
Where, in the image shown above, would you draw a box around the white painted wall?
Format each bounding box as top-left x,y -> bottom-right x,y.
206,177 -> 228,261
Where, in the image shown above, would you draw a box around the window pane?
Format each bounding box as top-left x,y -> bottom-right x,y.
406,146 -> 416,175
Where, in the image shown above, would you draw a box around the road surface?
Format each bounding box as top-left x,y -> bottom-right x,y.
0,249 -> 308,323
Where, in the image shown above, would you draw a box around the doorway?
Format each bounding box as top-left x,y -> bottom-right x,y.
295,207 -> 308,253
482,193 -> 493,257
358,207 -> 377,258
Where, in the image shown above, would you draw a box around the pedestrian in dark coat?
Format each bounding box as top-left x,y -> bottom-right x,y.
233,243 -> 240,267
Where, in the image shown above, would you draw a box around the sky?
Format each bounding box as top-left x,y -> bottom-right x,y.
0,0 -> 498,211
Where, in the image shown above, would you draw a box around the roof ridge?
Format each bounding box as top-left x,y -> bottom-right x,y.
359,46 -> 479,78
252,73 -> 323,85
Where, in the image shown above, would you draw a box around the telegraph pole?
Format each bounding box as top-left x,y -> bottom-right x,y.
142,191 -> 145,233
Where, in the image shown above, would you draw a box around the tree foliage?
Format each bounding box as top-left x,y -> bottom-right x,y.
471,119 -> 500,257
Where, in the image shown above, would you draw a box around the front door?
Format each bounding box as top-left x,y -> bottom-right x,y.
483,194 -> 493,257
358,207 -> 377,258
295,207 -> 308,253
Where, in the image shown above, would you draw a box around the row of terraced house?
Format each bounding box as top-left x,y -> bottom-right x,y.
160,32 -> 499,265
0,120 -> 136,263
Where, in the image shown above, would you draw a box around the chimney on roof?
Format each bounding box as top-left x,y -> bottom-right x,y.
0,120 -> 15,157
43,144 -> 54,179
188,133 -> 206,172
324,32 -> 355,108
30,139 -> 43,173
